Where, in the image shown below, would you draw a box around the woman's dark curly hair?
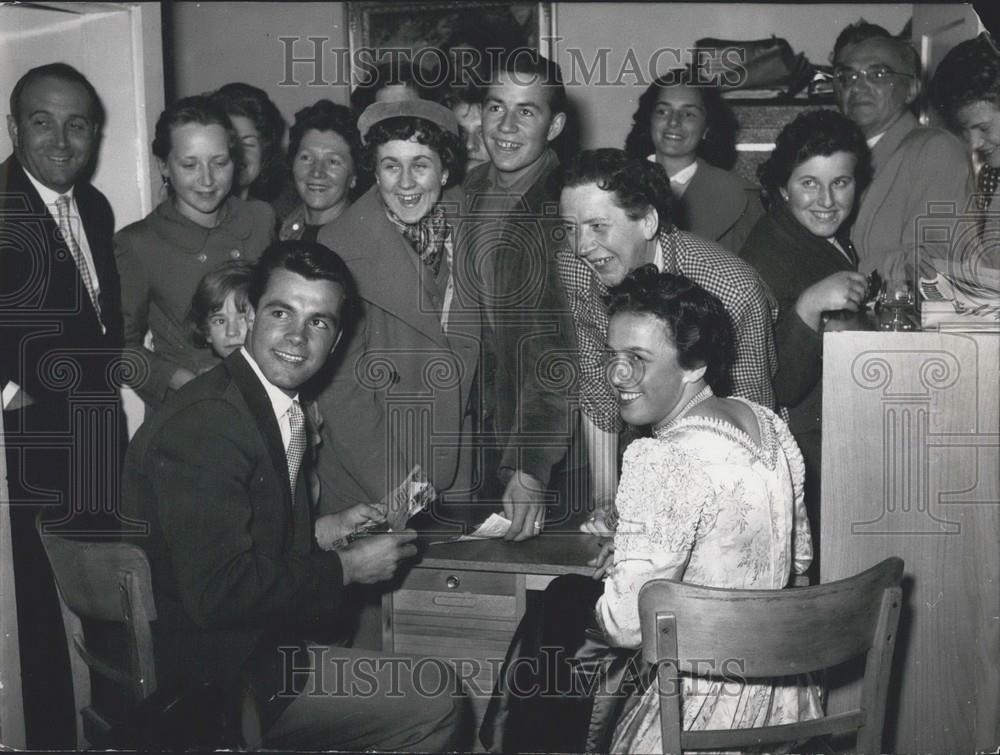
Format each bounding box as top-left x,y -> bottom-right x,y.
560,148 -> 674,230
624,68 -> 739,170
364,116 -> 465,183
152,95 -> 242,177
289,100 -> 361,161
931,33 -> 1000,132
757,109 -> 871,205
212,82 -> 287,202
607,265 -> 735,396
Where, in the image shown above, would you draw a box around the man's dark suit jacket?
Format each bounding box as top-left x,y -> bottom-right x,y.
0,154 -> 124,412
121,350 -> 344,724
1,153 -> 125,747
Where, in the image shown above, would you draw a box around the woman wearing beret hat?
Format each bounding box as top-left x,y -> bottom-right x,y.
312,99 -> 481,529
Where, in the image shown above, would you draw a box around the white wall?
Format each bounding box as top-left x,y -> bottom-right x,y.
171,1 -> 351,126
0,2 -> 164,230
168,2 -> 922,151
554,3 -> 915,149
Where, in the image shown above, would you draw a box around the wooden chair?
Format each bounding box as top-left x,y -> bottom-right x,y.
35,516 -> 157,748
639,556 -> 904,754
37,517 -> 264,750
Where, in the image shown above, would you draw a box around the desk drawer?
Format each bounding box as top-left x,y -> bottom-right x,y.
394,567 -> 519,619
400,567 -> 517,595
394,588 -> 517,619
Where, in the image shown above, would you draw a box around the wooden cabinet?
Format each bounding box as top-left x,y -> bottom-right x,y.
382,535 -> 600,721
821,331 -> 1000,752
386,566 -> 524,712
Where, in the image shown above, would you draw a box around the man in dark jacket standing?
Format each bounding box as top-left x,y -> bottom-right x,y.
1,62 -> 124,748
462,52 -> 580,540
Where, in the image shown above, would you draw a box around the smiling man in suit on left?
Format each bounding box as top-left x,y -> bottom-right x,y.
1,62 -> 125,748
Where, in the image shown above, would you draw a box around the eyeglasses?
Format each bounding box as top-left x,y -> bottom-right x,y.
833,66 -> 913,87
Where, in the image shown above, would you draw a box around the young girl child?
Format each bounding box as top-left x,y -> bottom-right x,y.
188,260 -> 252,359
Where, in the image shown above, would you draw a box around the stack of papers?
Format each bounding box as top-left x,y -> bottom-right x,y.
920,268 -> 1000,330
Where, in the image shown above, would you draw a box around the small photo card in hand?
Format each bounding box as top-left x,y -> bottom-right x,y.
327,467 -> 436,550
382,465 -> 435,531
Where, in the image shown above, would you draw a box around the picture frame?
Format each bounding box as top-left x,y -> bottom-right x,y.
346,1 -> 555,89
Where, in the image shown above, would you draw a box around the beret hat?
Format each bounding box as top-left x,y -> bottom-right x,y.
357,99 -> 460,143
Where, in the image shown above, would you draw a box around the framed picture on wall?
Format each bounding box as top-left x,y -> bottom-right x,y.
346,1 -> 555,89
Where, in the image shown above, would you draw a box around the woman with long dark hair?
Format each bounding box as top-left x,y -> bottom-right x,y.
624,68 -> 762,253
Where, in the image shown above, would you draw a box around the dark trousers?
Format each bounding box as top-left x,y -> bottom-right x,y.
480,574 -> 643,753
4,401 -> 125,748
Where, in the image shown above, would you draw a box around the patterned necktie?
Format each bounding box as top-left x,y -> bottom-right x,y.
978,165 -> 1000,211
286,400 -> 306,496
55,195 -> 103,330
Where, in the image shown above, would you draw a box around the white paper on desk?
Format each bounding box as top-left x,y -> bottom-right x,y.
920,269 -> 1000,328
427,512 -> 511,545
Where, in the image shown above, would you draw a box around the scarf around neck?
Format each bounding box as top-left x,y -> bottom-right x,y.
384,201 -> 450,276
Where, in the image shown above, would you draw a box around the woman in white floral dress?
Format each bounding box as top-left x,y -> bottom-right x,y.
480,266 -> 821,754
595,265 -> 822,752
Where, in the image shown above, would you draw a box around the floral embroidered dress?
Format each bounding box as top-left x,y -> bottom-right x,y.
597,399 -> 823,753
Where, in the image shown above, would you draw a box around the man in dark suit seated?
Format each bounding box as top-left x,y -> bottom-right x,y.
121,240 -> 470,750
2,62 -> 125,748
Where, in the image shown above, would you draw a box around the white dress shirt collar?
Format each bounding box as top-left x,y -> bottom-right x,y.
22,167 -> 74,206
239,347 -> 298,449
646,154 -> 699,193
667,159 -> 699,188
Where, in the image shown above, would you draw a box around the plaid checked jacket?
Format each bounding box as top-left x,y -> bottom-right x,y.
558,227 -> 779,433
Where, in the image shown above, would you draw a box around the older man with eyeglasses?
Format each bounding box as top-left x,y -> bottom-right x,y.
832,22 -> 972,277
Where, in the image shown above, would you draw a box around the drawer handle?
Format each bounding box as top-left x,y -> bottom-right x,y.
445,575 -> 461,589
432,595 -> 475,608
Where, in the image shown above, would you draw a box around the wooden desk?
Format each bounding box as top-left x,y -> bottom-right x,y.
382,532 -> 601,716
822,331 -> 999,752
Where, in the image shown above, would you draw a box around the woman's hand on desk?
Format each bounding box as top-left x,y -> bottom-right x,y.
315,503 -> 384,551
579,511 -> 615,537
588,539 -> 615,580
502,470 -> 546,541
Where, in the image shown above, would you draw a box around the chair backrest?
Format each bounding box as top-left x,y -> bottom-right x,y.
35,516 -> 158,748
639,556 -> 903,753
